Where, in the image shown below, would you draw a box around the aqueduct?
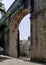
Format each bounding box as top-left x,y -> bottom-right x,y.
9,9 -> 30,57
0,0 -> 31,57
0,0 -> 46,60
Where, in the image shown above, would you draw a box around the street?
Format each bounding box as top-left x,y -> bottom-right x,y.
0,55 -> 46,65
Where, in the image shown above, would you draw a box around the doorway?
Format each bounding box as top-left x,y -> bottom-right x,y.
18,13 -> 31,61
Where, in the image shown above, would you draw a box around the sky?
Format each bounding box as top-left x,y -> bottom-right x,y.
19,14 -> 30,40
2,0 -> 15,10
2,0 -> 30,40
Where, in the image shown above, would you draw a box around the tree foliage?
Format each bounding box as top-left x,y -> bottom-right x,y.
0,22 -> 7,47
0,0 -> 7,47
0,0 -> 7,15
20,47 -> 27,57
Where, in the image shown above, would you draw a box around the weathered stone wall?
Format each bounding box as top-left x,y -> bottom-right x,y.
34,0 -> 46,14
31,9 -> 46,60
8,9 -> 30,57
9,28 -> 18,57
1,0 -> 31,58
4,30 -> 10,55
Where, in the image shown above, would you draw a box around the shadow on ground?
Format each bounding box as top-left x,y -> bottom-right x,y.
31,60 -> 46,65
0,55 -> 11,62
17,57 -> 46,65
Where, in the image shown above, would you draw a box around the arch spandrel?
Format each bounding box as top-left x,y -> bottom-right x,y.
10,8 -> 30,31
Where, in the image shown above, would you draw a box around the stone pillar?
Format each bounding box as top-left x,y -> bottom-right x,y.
31,9 -> 46,60
4,30 -> 10,55
9,28 -> 18,57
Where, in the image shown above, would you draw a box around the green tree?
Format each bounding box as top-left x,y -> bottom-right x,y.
0,22 -> 7,48
0,0 -> 6,14
0,0 -> 7,48
20,47 -> 27,57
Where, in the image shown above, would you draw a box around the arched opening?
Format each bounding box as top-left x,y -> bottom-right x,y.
19,14 -> 30,40
18,13 -> 31,60
9,9 -> 31,59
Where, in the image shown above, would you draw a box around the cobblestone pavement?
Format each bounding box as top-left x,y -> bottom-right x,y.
0,55 -> 46,65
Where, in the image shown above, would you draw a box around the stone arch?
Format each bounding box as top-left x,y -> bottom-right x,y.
11,8 -> 30,31
9,8 -> 30,57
